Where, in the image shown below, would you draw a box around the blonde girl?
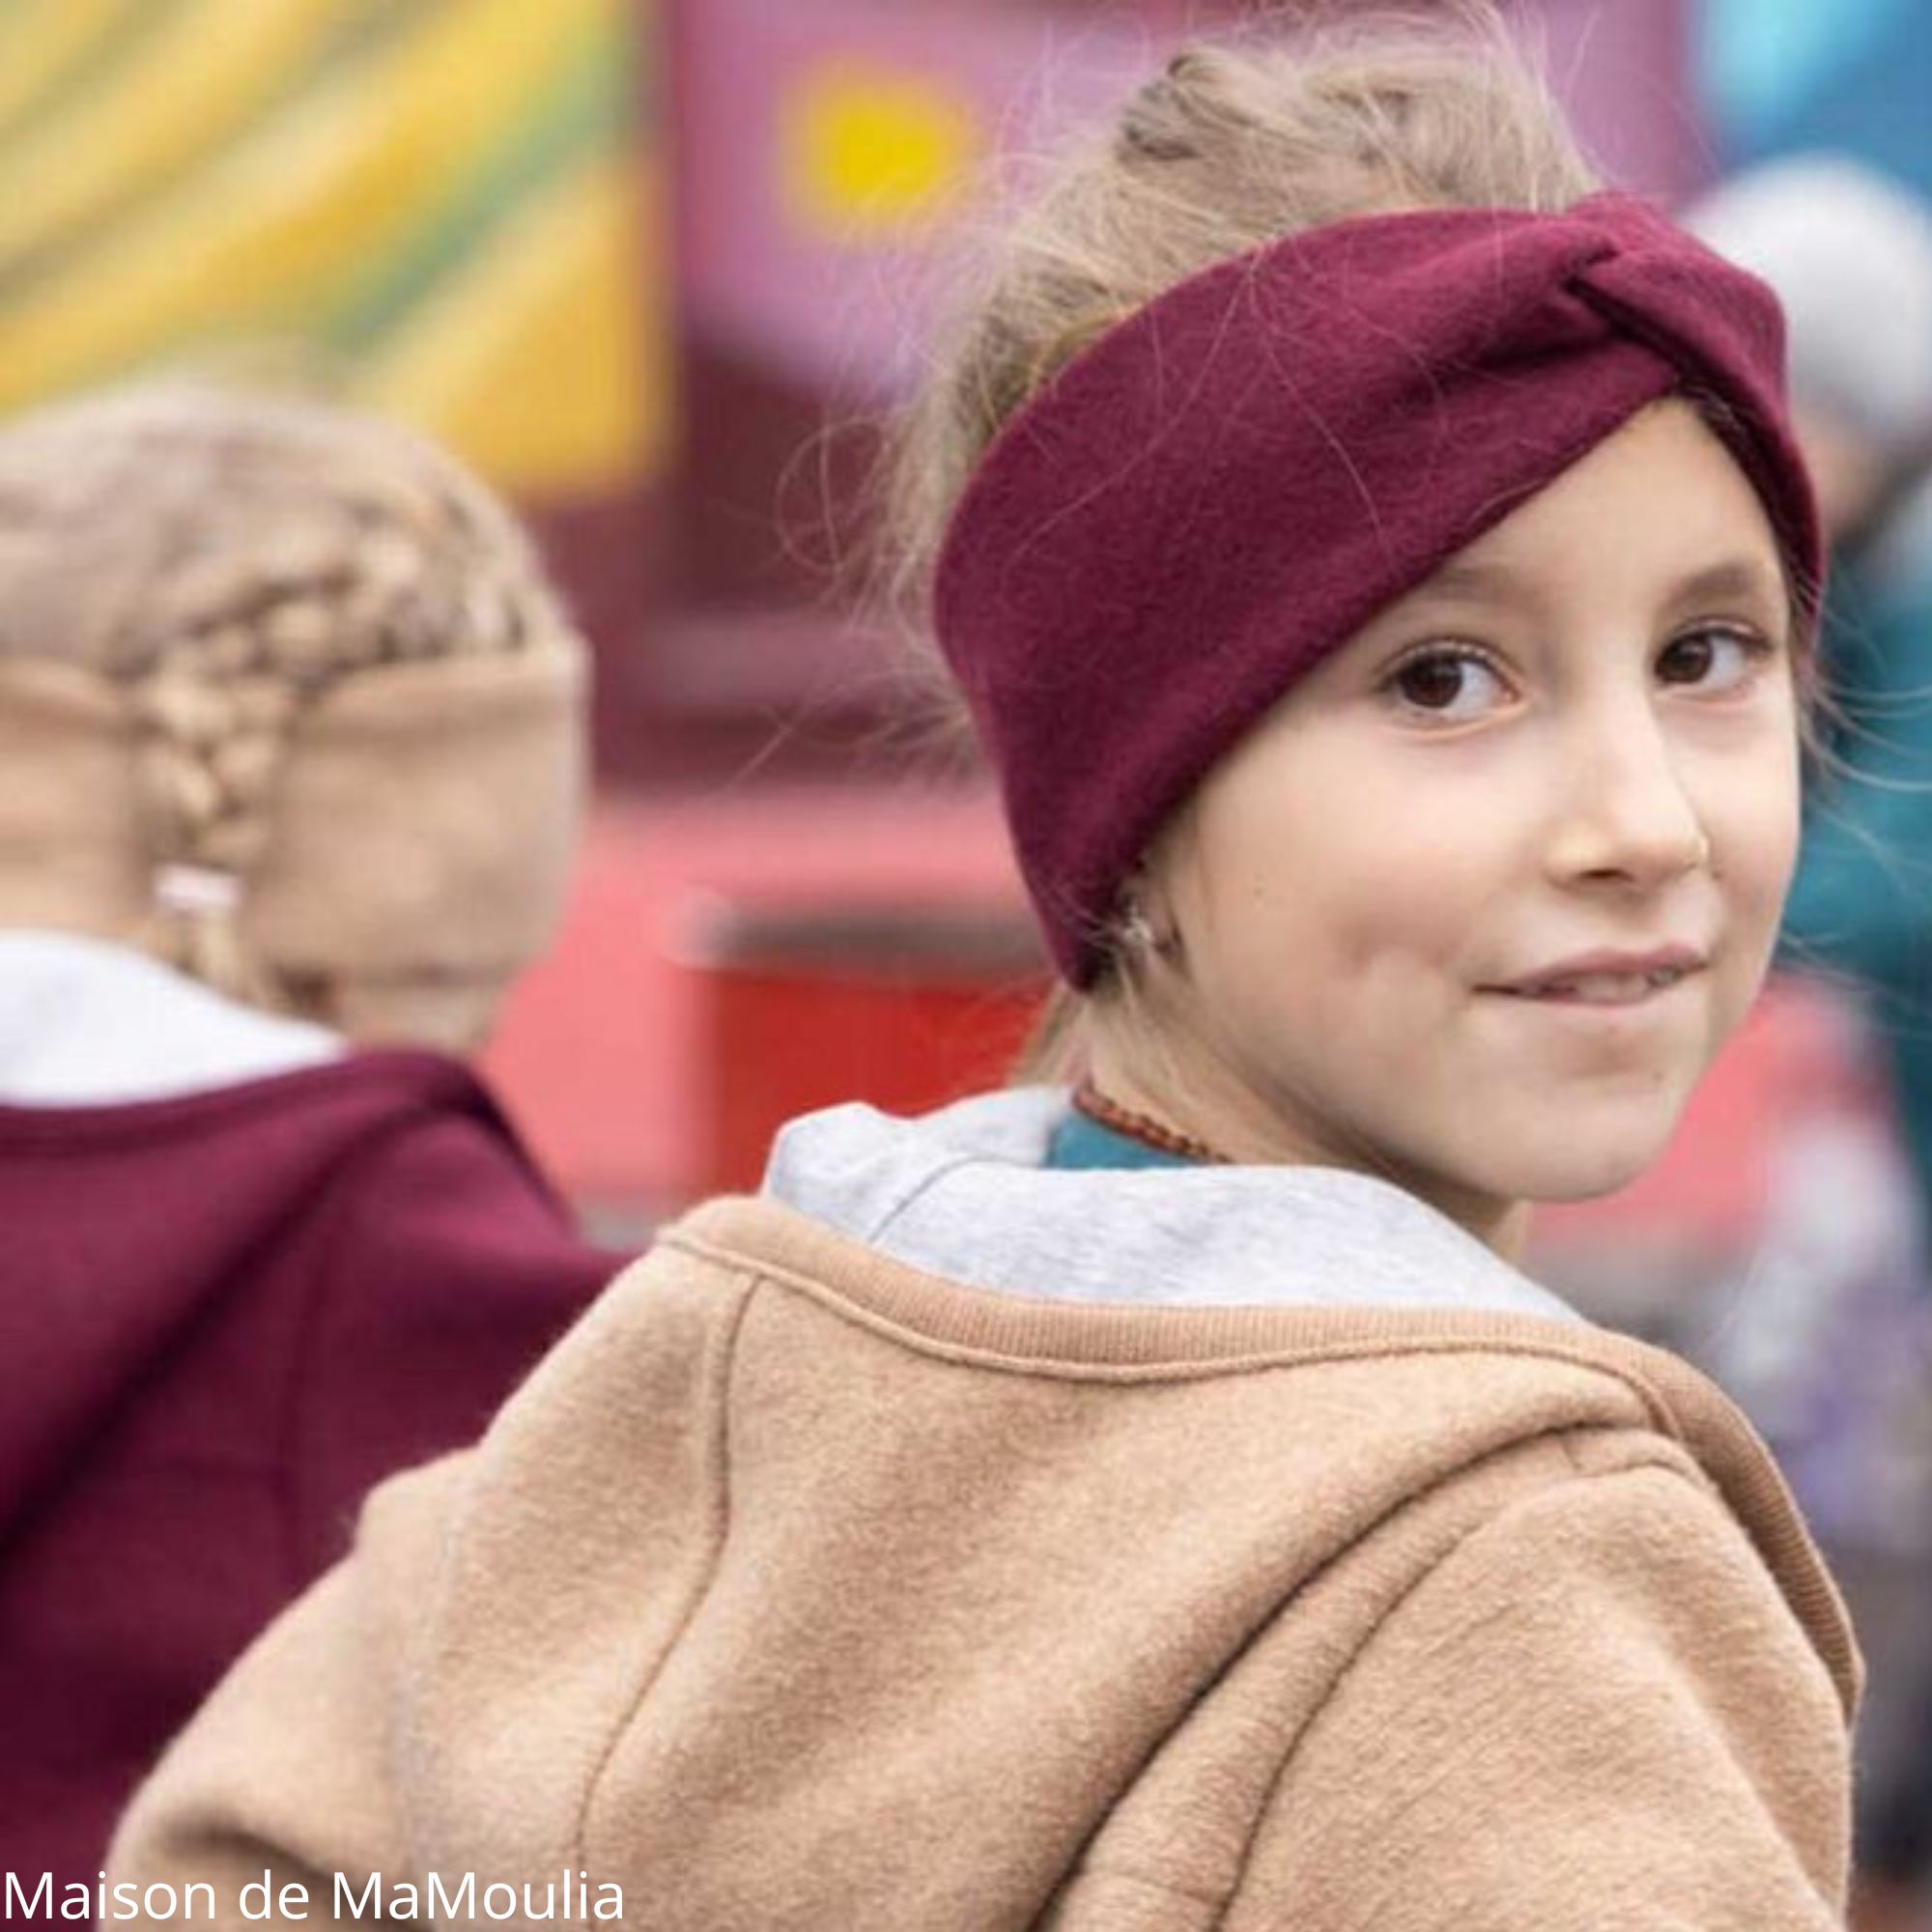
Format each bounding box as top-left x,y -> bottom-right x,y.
109,22 -> 1854,1931
0,384 -> 615,1901
0,381 -> 586,1053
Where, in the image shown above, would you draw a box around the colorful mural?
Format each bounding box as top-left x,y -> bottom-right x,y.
0,0 -> 663,505
674,0 -> 1700,409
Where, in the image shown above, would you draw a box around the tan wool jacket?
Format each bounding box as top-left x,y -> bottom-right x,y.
107,1195 -> 1859,1931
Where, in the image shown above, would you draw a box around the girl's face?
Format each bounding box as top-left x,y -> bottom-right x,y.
1133,400 -> 1801,1252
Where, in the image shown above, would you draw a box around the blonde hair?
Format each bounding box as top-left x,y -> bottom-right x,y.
878,16 -> 1602,1094
0,382 -> 585,1044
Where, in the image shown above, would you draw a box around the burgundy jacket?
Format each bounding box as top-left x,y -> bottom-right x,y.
0,1049 -> 621,1890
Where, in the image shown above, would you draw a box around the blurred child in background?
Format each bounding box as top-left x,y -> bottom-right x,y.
0,384 -> 620,1894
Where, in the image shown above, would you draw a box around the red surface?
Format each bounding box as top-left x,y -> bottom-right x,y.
482,782 -> 1037,1211
696,961 -> 1041,1195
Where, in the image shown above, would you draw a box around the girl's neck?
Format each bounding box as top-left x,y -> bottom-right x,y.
1084,1044 -> 1532,1264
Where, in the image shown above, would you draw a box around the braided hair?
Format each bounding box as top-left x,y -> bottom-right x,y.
0,382 -> 583,1028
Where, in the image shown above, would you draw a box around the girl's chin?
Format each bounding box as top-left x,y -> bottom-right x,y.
1473,1113 -> 1690,1208
1504,1142 -> 1674,1207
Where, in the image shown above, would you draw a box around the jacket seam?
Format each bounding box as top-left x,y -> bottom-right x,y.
666,1233 -> 1679,1430
1044,1429 -> 1662,1918
664,1231 -> 1859,1719
570,1268 -> 758,1869
1205,1451 -> 1741,1929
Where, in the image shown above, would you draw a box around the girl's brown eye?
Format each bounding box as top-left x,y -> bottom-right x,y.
1395,654 -> 1469,709
1657,625 -> 1771,690
1658,633 -> 1717,684
1385,645 -> 1508,720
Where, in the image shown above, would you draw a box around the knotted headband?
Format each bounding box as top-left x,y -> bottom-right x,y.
933,190 -> 1821,985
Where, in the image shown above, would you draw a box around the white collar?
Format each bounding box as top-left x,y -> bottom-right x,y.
0,929 -> 341,1105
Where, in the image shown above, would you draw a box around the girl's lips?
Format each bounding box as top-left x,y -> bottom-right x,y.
1488,945 -> 1706,998
1482,947 -> 1709,1007
1491,967 -> 1697,1008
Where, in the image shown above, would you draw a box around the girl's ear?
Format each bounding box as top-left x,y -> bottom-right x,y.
1117,895 -> 1162,956
1131,797 -> 1205,950
1119,853 -> 1184,962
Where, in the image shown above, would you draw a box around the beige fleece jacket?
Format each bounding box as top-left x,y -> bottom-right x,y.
106,1196 -> 1858,1930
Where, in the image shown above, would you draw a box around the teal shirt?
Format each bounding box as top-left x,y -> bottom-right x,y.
1044,1108 -> 1199,1171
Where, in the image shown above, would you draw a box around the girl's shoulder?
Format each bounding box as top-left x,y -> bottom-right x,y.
554,1192 -> 1859,1713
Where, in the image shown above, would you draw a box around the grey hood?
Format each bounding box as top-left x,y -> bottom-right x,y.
763,1086 -> 1578,1321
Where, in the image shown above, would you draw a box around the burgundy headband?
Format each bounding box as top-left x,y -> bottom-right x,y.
932,190 -> 1821,985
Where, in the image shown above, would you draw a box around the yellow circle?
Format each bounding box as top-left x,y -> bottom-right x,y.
781,58 -> 980,241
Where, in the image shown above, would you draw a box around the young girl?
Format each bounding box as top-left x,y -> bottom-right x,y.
106,23 -> 1856,1930
0,384 -> 618,1901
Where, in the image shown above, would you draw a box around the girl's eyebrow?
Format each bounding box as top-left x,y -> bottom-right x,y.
1662,555 -> 1787,605
1407,557 -> 1514,601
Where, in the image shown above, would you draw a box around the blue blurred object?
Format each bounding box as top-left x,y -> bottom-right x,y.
1696,0 -> 1932,193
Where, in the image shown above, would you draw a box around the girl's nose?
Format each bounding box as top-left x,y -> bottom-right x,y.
1542,707 -> 1711,891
